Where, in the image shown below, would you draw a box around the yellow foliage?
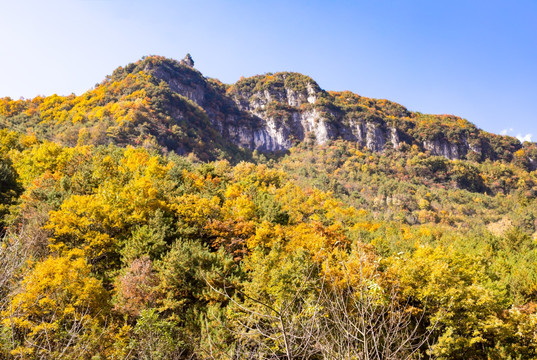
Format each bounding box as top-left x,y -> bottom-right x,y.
247,221 -> 285,248
46,148 -> 173,259
11,141 -> 71,185
222,194 -> 256,220
173,194 -> 221,226
2,249 -> 108,358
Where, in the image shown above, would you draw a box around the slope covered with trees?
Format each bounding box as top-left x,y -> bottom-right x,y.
1,55 -> 536,166
0,56 -> 537,359
0,56 -> 249,162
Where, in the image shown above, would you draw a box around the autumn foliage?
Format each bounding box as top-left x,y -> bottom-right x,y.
0,56 -> 536,359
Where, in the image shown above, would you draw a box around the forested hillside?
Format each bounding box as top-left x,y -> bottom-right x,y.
2,55 -> 536,165
1,56 -> 537,359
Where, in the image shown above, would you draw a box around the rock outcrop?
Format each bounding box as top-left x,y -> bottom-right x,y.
146,60 -> 405,155
423,139 -> 466,160
180,53 -> 195,67
114,55 -> 535,163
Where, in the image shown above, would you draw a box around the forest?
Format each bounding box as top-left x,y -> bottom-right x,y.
1,56 -> 537,359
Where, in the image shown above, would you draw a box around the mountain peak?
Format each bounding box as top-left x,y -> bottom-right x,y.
180,53 -> 195,67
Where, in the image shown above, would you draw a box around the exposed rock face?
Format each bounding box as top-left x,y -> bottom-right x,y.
180,53 -> 195,67
529,157 -> 537,171
469,140 -> 482,154
346,121 -> 392,152
423,139 -> 467,160
198,73 -> 400,154
148,63 -> 206,104
142,56 -> 532,162
148,63 -> 444,155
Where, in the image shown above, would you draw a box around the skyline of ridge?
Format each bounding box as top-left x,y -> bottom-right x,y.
1,0 -> 535,142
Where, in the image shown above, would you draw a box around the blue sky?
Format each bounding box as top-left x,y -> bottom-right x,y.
1,0 -> 535,141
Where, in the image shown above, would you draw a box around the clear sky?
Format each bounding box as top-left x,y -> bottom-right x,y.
1,0 -> 535,141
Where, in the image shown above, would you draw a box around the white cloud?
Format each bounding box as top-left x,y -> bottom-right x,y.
516,133 -> 533,143
499,128 -> 534,143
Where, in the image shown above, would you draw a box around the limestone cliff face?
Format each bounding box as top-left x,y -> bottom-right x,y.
423,138 -> 467,160
197,71 -> 402,154
345,120 -> 398,152
529,157 -> 537,171
142,56 -> 530,163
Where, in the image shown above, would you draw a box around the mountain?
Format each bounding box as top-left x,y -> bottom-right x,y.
1,54 -> 536,168
2,55 -> 537,359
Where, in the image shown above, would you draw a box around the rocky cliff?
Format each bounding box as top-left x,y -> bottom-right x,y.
140,55 -> 534,167
1,55 -> 535,168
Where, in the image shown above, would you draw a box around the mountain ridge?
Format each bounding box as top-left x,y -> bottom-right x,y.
1,54 -> 535,168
